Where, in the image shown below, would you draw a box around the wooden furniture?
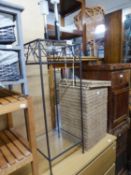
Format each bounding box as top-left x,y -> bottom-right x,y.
82,63 -> 131,175
0,89 -> 38,175
128,89 -> 131,173
0,1 -> 28,94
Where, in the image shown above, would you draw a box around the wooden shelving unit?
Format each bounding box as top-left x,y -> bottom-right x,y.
0,130 -> 32,175
0,89 -> 38,175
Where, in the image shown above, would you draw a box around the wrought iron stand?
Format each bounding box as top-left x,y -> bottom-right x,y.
24,39 -> 84,175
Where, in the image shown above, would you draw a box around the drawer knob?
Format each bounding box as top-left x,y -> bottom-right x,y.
120,74 -> 124,78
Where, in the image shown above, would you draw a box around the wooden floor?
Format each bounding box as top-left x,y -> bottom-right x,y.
10,134 -> 116,175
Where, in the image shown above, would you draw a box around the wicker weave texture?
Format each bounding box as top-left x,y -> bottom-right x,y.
59,81 -> 108,150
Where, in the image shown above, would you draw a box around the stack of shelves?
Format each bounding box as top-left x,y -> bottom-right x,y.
0,1 -> 28,94
0,88 -> 38,175
0,130 -> 33,175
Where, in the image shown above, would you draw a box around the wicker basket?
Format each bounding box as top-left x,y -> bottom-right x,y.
0,25 -> 16,44
59,79 -> 111,150
0,62 -> 20,82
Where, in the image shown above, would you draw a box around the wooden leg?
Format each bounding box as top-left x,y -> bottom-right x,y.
49,65 -> 56,128
7,113 -> 13,129
25,97 -> 39,175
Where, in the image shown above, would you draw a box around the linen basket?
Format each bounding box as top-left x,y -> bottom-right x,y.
0,12 -> 15,44
0,51 -> 20,82
0,62 -> 20,82
59,79 -> 111,150
0,25 -> 16,44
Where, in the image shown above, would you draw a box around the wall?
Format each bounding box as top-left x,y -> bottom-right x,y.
7,0 -> 44,43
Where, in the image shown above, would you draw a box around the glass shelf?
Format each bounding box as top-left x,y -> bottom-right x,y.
37,129 -> 81,161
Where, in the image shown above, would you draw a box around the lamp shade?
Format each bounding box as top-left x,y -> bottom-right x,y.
38,0 -> 49,15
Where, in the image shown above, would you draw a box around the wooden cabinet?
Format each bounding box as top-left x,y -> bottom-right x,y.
82,63 -> 131,174
128,90 -> 131,173
111,70 -> 130,88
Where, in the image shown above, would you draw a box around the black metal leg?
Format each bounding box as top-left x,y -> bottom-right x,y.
54,66 -> 61,137
38,42 -> 53,175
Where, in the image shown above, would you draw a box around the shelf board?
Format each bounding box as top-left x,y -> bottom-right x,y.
48,25 -> 82,40
0,89 -> 28,115
0,45 -> 21,51
0,129 -> 32,175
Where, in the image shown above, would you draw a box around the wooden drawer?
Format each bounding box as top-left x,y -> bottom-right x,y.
108,88 -> 129,128
116,150 -> 127,175
112,122 -> 129,174
117,131 -> 128,155
78,143 -> 116,175
111,70 -> 130,89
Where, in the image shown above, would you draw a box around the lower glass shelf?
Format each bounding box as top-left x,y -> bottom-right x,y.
36,129 -> 81,161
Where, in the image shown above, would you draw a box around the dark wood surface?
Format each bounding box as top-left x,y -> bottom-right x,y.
127,122 -> 131,174
48,0 -> 81,17
105,10 -> 123,63
83,64 -> 130,130
47,24 -> 82,40
113,121 -> 129,175
128,90 -> 131,174
82,63 -> 130,174
83,63 -> 131,71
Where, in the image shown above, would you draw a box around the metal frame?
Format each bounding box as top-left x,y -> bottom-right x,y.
24,39 -> 84,175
